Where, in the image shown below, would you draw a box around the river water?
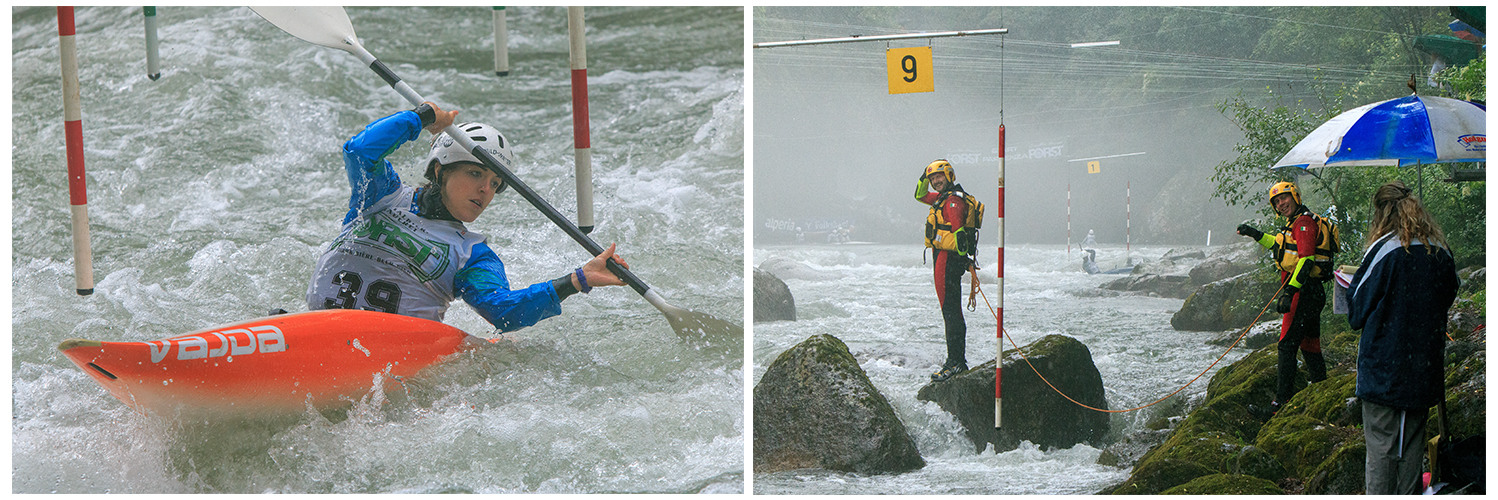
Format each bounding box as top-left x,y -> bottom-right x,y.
13,6 -> 743,493
752,243 -> 1251,494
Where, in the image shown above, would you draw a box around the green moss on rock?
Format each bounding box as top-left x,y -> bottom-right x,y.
1277,372 -> 1359,426
1160,473 -> 1283,495
1303,439 -> 1366,495
1111,458 -> 1215,495
1254,414 -> 1360,478
754,334 -> 925,474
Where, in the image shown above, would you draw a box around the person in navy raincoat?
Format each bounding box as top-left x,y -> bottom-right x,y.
1346,180 -> 1459,495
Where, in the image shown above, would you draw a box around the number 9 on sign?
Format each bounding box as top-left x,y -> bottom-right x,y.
887,46 -> 933,94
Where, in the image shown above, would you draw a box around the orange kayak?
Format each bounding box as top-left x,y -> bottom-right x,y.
58,309 -> 480,417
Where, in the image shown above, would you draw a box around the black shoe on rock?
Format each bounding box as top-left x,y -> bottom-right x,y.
1248,400 -> 1281,420
931,363 -> 968,382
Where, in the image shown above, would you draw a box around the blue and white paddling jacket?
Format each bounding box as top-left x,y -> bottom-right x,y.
307,110 -> 561,332
1346,232 -> 1459,410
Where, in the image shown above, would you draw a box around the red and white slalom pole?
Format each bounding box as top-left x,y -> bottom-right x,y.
59,6 -> 94,296
994,124 -> 1006,429
567,6 -> 593,234
1126,181 -> 1132,260
492,7 -> 509,76
1066,183 -> 1072,255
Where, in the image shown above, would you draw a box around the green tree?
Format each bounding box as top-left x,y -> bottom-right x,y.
1435,55 -> 1485,102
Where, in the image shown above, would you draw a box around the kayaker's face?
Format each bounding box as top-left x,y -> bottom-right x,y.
442,162 -> 502,223
1272,193 -> 1296,217
928,172 -> 950,192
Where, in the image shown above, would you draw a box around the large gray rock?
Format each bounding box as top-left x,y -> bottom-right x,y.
1101,273 -> 1193,299
1457,266 -> 1485,295
753,334 -> 925,474
1206,319 -> 1281,350
1189,258 -> 1257,287
757,256 -> 839,281
753,267 -> 795,323
1172,271 -> 1280,331
916,334 -> 1109,453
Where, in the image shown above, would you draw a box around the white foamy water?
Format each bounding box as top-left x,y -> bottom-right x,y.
753,243 -> 1250,494
13,6 -> 742,493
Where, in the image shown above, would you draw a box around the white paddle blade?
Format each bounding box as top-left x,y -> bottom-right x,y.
250,7 -> 358,52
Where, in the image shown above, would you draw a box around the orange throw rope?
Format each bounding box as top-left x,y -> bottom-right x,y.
972,279 -> 1288,413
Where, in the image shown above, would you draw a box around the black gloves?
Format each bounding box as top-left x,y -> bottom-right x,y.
1237,224 -> 1263,241
1275,286 -> 1298,314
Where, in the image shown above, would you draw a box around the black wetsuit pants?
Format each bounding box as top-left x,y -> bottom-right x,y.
934,250 -> 968,368
1277,278 -> 1327,404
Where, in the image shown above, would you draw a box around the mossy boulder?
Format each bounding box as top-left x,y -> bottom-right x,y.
1254,413 -> 1361,479
1159,473 -> 1283,495
1276,372 -> 1360,426
916,334 -> 1109,453
1116,345 -> 1287,493
752,267 -> 795,322
1301,439 -> 1366,495
753,334 -> 924,474
1171,269 -> 1280,331
1110,458 -> 1216,494
1442,346 -> 1486,439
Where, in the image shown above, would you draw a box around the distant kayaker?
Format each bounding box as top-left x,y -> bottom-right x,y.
306,102 -> 629,332
1235,181 -> 1336,414
1347,181 -> 1458,495
1082,249 -> 1101,274
916,159 -> 977,382
1082,229 -> 1096,249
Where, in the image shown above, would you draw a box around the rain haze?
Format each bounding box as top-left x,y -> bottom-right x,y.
753,6 -> 1412,246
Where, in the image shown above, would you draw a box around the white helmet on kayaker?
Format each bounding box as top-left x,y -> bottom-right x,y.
425,122 -> 515,192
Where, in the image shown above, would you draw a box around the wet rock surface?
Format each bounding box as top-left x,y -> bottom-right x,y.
753,334 -> 925,474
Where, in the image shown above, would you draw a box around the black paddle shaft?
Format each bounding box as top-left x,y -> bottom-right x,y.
472,146 -> 647,296
365,59 -> 648,296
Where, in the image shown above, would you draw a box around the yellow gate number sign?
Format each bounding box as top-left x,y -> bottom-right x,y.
887,46 -> 933,94
1088,161 -> 1101,174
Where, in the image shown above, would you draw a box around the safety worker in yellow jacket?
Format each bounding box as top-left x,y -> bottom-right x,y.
1236,181 -> 1333,414
916,159 -> 973,382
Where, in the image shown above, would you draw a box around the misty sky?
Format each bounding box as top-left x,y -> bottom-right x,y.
752,7 -> 1403,246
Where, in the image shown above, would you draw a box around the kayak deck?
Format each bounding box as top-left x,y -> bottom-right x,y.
58,309 -> 479,417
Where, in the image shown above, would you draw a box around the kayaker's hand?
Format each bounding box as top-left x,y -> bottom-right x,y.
578,243 -> 630,288
422,101 -> 458,135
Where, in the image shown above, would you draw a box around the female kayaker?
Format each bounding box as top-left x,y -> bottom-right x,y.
306,102 -> 629,332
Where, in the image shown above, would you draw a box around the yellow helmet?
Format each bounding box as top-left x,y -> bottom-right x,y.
924,159 -> 955,183
1268,181 -> 1301,208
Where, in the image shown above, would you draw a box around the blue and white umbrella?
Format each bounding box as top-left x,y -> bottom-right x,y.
1272,94 -> 1486,173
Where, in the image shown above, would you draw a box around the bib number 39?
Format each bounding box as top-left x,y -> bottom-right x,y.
322,270 -> 402,314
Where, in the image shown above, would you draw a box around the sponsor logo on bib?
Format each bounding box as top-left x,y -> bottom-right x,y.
338,214 -> 453,282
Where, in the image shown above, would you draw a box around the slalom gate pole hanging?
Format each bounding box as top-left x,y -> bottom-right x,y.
492,7 -> 509,76
995,123 -> 1005,429
143,7 -> 160,80
59,6 -> 94,296
994,25 -> 1006,430
568,7 -> 594,234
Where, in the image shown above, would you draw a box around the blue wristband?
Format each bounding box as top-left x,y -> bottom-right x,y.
575,267 -> 591,294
